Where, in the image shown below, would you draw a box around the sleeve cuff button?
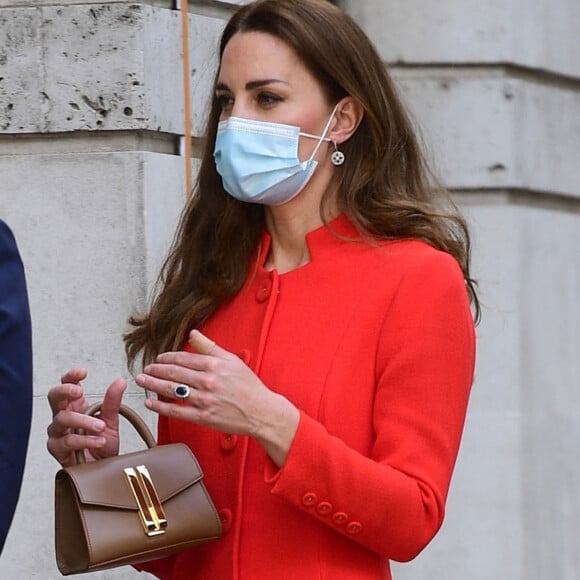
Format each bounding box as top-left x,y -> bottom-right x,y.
346,521 -> 363,535
316,501 -> 332,514
302,492 -> 318,506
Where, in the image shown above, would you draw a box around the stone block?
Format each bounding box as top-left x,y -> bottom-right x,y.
343,0 -> 580,79
0,7 -> 44,131
143,5 -> 225,136
142,152 -> 190,287
459,202 -> 522,414
0,3 -> 225,135
393,71 -> 580,198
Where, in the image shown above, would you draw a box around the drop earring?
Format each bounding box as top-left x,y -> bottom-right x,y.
331,141 -> 345,166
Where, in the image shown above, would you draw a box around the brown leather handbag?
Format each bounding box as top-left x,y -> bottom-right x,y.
54,403 -> 222,575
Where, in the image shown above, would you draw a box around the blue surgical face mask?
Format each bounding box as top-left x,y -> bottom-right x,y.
213,105 -> 337,205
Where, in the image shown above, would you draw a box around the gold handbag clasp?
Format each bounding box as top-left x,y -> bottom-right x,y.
124,465 -> 168,536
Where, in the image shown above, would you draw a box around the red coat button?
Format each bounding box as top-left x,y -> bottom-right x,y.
301,492 -> 318,507
346,521 -> 363,535
238,349 -> 251,365
220,434 -> 238,452
332,512 -> 348,525
316,501 -> 332,515
255,278 -> 272,302
218,508 -> 233,533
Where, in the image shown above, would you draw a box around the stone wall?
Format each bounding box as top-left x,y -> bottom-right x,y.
1,1 -> 578,578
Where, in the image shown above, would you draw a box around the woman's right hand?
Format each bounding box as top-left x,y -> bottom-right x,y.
47,368 -> 127,468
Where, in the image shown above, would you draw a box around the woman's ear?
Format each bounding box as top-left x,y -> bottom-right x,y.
329,96 -> 364,145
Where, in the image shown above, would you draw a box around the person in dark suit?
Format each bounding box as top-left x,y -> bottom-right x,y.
0,220 -> 33,555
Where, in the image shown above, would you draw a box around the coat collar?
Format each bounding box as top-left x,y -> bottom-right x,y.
258,213 -> 362,270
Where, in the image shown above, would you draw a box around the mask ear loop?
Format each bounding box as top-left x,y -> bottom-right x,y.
301,103 -> 341,162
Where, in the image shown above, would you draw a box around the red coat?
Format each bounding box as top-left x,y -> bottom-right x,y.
137,215 -> 475,579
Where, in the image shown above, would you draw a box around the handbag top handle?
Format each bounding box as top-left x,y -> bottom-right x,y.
74,403 -> 157,465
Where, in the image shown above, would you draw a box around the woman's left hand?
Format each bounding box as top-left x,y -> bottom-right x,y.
135,330 -> 300,466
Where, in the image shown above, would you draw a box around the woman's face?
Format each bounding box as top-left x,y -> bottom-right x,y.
215,32 -> 335,162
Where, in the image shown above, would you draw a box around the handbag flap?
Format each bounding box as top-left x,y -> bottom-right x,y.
58,443 -> 203,510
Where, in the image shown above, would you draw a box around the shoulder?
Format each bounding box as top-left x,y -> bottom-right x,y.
353,239 -> 472,325
369,241 -> 475,351
0,221 -> 23,270
0,219 -> 13,235
330,237 -> 471,322
358,238 -> 465,288
0,219 -> 15,244
0,220 -> 14,239
0,222 -> 28,303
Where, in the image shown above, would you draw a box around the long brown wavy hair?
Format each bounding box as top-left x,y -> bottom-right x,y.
124,0 -> 480,370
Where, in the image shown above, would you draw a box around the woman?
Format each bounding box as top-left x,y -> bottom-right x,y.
47,1 -> 478,578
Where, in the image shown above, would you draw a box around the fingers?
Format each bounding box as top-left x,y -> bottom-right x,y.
46,408 -> 107,466
99,378 -> 128,424
136,329 -> 238,401
135,368 -> 206,401
48,367 -> 88,415
47,409 -> 106,439
188,329 -> 216,354
47,370 -> 128,468
188,329 -> 235,360
49,432 -> 107,454
48,384 -> 86,416
144,396 -> 209,421
60,367 -> 87,385
47,432 -> 107,467
155,330 -> 234,368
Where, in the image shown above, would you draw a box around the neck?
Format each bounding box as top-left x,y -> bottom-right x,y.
263,190 -> 339,274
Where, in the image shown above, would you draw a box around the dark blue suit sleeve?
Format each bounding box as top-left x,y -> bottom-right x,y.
0,220 -> 33,555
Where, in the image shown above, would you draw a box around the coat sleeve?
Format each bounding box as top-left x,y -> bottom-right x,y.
0,221 -> 33,555
264,250 -> 476,561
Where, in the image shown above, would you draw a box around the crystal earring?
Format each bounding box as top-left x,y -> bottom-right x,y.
331,141 -> 345,166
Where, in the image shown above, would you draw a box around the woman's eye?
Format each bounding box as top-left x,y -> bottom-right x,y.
215,94 -> 234,111
258,92 -> 282,107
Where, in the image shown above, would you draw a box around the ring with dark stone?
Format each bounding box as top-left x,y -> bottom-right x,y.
173,384 -> 191,399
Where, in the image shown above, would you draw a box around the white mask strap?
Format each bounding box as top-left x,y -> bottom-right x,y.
300,103 -> 341,162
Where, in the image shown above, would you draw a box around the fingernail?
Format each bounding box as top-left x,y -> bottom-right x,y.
93,421 -> 105,431
135,373 -> 145,384
70,386 -> 81,397
96,437 -> 106,445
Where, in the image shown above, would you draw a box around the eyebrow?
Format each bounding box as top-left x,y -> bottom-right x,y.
215,79 -> 290,92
